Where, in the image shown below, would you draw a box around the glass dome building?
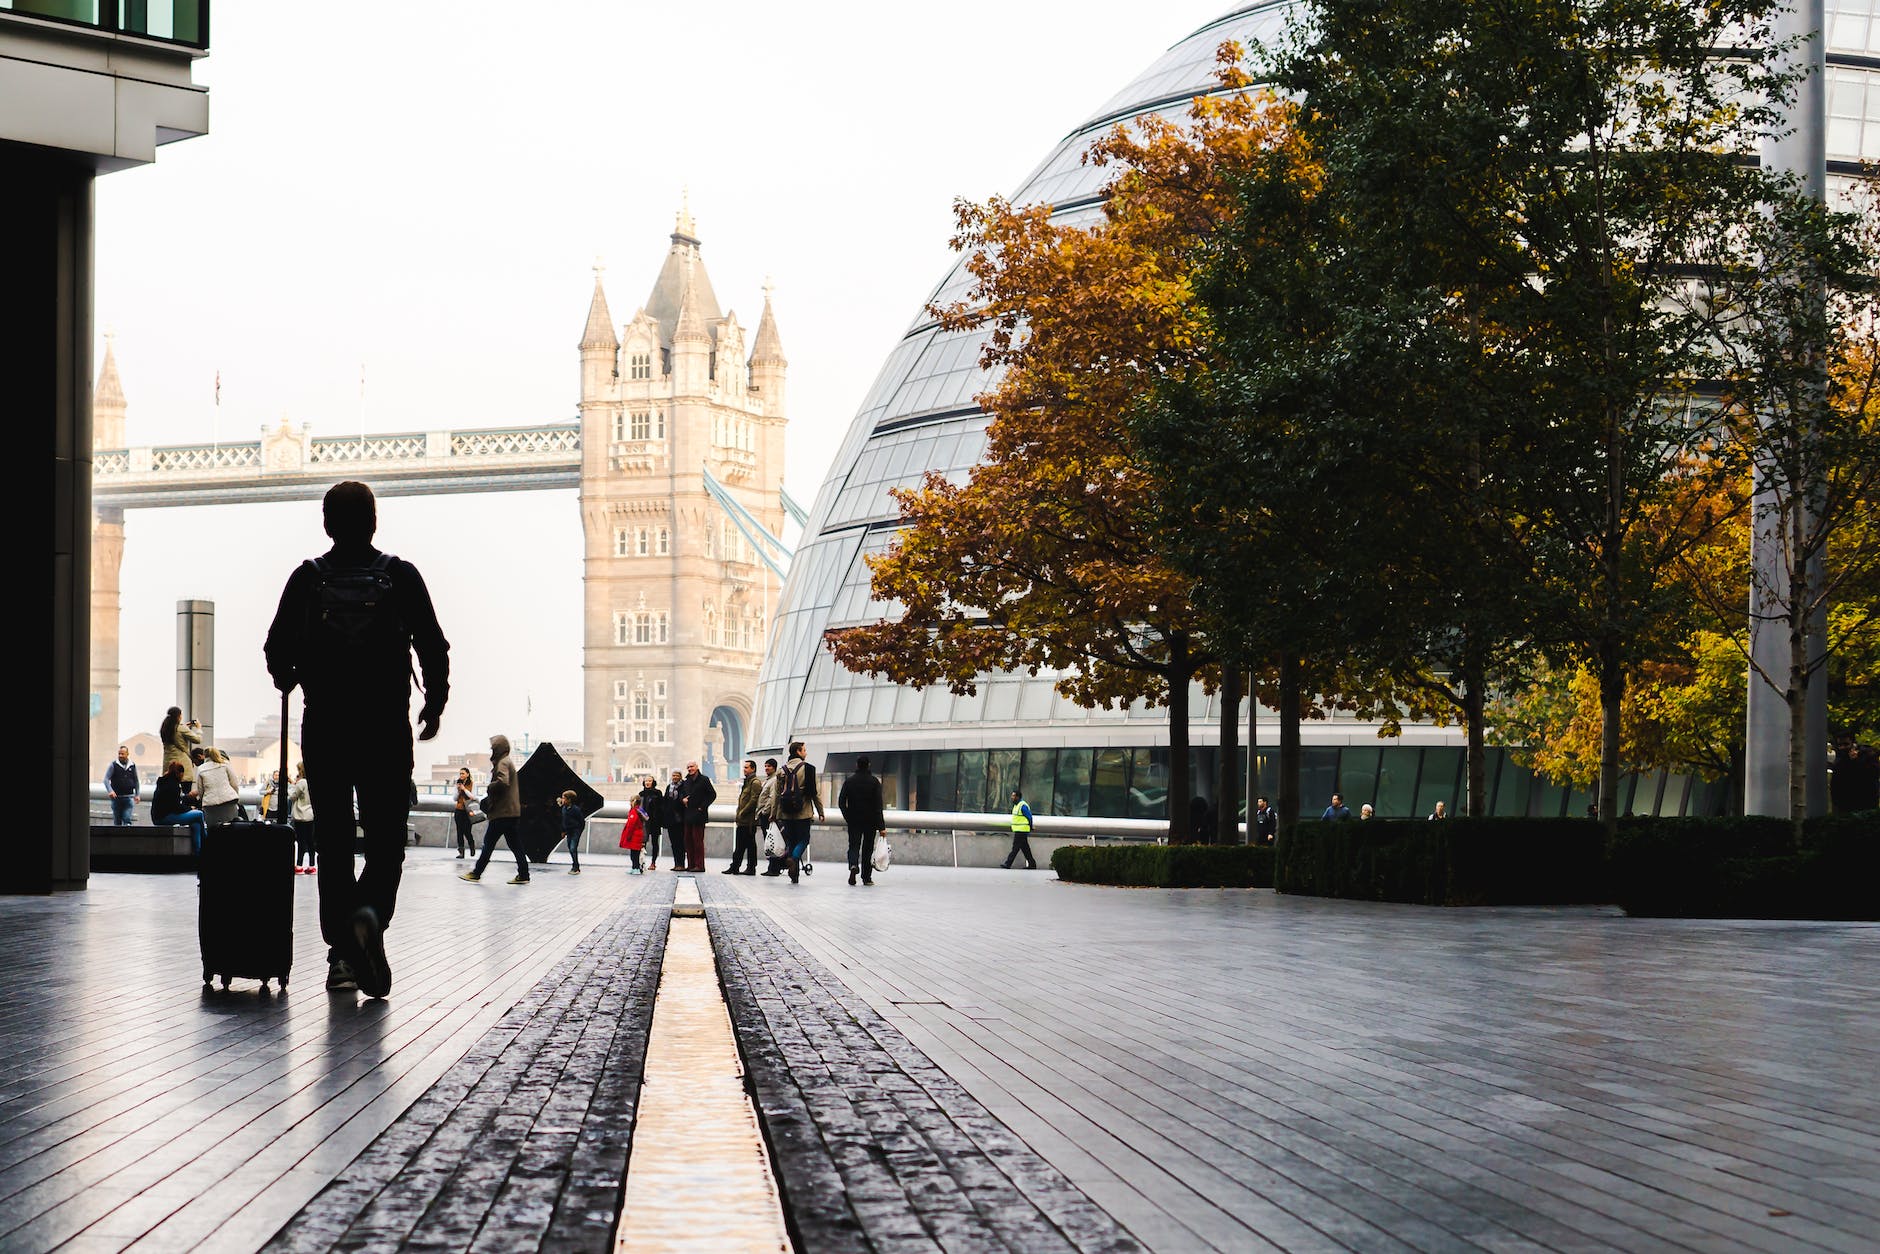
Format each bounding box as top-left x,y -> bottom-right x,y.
754,0 -> 1877,822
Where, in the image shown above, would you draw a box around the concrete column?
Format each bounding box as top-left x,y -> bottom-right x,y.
176,600 -> 215,746
89,507 -> 126,775
1747,0 -> 1829,817
10,145 -> 95,893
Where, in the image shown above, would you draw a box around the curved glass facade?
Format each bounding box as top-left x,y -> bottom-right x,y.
755,0 -> 1878,819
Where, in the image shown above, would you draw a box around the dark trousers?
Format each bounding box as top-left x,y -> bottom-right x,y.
655,824 -> 684,866
453,809 -> 476,855
684,823 -> 706,870
294,819 -> 317,867
730,823 -> 758,872
303,711 -> 413,959
1002,831 -> 1036,869
563,831 -> 581,871
474,816 -> 529,879
846,827 -> 878,878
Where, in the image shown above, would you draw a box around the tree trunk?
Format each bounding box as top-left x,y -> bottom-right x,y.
1787,575 -> 1808,843
1217,666 -> 1241,844
1598,645 -> 1623,834
1166,635 -> 1192,845
1463,637 -> 1487,818
1277,653 -> 1302,839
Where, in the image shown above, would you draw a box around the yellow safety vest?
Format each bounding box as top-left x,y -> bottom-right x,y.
1011,802 -> 1032,833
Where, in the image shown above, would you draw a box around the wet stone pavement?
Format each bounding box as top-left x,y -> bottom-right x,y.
1,853 -> 1875,1252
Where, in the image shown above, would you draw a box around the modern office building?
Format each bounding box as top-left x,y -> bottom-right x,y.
7,1 -> 210,892
753,0 -> 1876,822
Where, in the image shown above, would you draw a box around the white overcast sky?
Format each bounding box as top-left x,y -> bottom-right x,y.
97,0 -> 1230,773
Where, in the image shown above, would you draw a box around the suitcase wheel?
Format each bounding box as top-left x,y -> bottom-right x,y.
219,975 -> 231,990
202,969 -> 212,986
278,975 -> 289,989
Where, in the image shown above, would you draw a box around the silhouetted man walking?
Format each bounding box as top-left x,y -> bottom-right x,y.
266,481 -> 449,998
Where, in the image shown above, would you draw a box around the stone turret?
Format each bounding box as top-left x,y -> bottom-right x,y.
669,261 -> 711,396
579,266 -> 619,399
749,289 -> 786,419
94,333 -> 128,450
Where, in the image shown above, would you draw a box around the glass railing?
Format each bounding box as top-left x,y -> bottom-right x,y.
0,0 -> 208,49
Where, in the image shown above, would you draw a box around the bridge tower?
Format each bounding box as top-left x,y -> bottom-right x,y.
576,208 -> 787,792
90,338 -> 128,777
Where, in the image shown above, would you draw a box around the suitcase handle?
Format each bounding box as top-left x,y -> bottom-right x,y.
276,690 -> 291,817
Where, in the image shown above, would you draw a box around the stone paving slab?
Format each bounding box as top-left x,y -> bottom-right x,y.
264,875 -> 671,1253
0,854 -> 649,1253
699,875 -> 1143,1254
725,865 -> 1880,1254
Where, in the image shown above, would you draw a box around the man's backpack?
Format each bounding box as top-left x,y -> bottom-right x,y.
778,761 -> 805,814
309,555 -> 404,656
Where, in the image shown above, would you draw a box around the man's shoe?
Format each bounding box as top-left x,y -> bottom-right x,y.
863,878 -> 874,886
743,869 -> 757,876
350,907 -> 391,999
460,871 -> 482,882
568,867 -> 581,875
508,875 -> 530,885
849,868 -> 858,886
721,866 -> 738,874
325,959 -> 359,993
761,869 -> 782,877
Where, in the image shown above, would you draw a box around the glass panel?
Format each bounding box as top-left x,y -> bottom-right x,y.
1090,748 -> 1129,819
1373,747 -> 1420,817
11,1 -> 101,23
957,751 -> 986,816
984,682 -> 1020,723
1661,774 -> 1692,817
1020,749 -> 1057,816
928,751 -> 957,813
1564,781 -> 1596,819
1413,748 -> 1462,820
1339,746 -> 1382,816
908,751 -> 933,813
987,748 -> 1021,814
1300,748 -> 1341,817
1055,749 -> 1093,816
1534,777 -> 1568,819
1129,747 -> 1169,820
1492,754 -> 1534,817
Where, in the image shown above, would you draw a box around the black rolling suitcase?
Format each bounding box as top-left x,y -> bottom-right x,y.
199,694 -> 295,991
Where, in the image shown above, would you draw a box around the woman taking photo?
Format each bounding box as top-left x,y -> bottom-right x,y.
159,706 -> 201,784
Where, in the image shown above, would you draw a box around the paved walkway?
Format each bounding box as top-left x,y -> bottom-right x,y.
3,857 -> 1876,1252
715,866 -> 1880,1254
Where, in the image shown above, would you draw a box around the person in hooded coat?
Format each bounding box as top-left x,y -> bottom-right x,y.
463,733 -> 528,885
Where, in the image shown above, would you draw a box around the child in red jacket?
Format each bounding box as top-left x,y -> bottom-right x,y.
619,805 -> 646,874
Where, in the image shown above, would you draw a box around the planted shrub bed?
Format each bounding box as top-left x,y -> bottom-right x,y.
1275,818 -> 1606,906
1273,812 -> 1879,917
1050,843 -> 1275,888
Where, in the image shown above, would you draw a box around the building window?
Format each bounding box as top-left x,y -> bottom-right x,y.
654,410 -> 666,438
655,527 -> 669,555
656,612 -> 669,644
613,612 -> 631,646
613,528 -> 630,558
614,681 -> 629,700
705,526 -> 715,559
630,409 -> 651,440
633,691 -> 650,720
704,602 -> 718,647
611,411 -> 627,443
636,527 -> 650,557
630,352 -> 651,380
633,725 -> 650,743
633,613 -> 652,646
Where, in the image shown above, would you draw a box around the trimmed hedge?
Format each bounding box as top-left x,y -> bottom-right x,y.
1276,818 -> 1606,906
1609,812 -> 1880,919
1273,812 -> 1879,917
1050,843 -> 1275,888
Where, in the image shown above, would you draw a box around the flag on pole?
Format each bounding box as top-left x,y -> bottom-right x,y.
214,370 -> 220,406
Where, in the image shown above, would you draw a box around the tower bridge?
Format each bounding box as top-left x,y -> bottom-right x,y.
90,210 -> 793,796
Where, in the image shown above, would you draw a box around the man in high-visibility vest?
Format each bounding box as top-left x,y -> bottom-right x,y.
1001,788 -> 1038,870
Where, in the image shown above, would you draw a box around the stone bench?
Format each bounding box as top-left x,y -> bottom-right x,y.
89,824 -> 194,873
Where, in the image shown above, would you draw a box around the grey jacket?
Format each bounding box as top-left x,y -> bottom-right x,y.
487,736 -> 521,819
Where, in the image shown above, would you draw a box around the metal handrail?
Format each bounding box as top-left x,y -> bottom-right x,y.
89,785 -> 1173,840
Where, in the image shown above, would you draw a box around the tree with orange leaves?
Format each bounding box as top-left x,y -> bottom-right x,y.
825,55 -> 1298,842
